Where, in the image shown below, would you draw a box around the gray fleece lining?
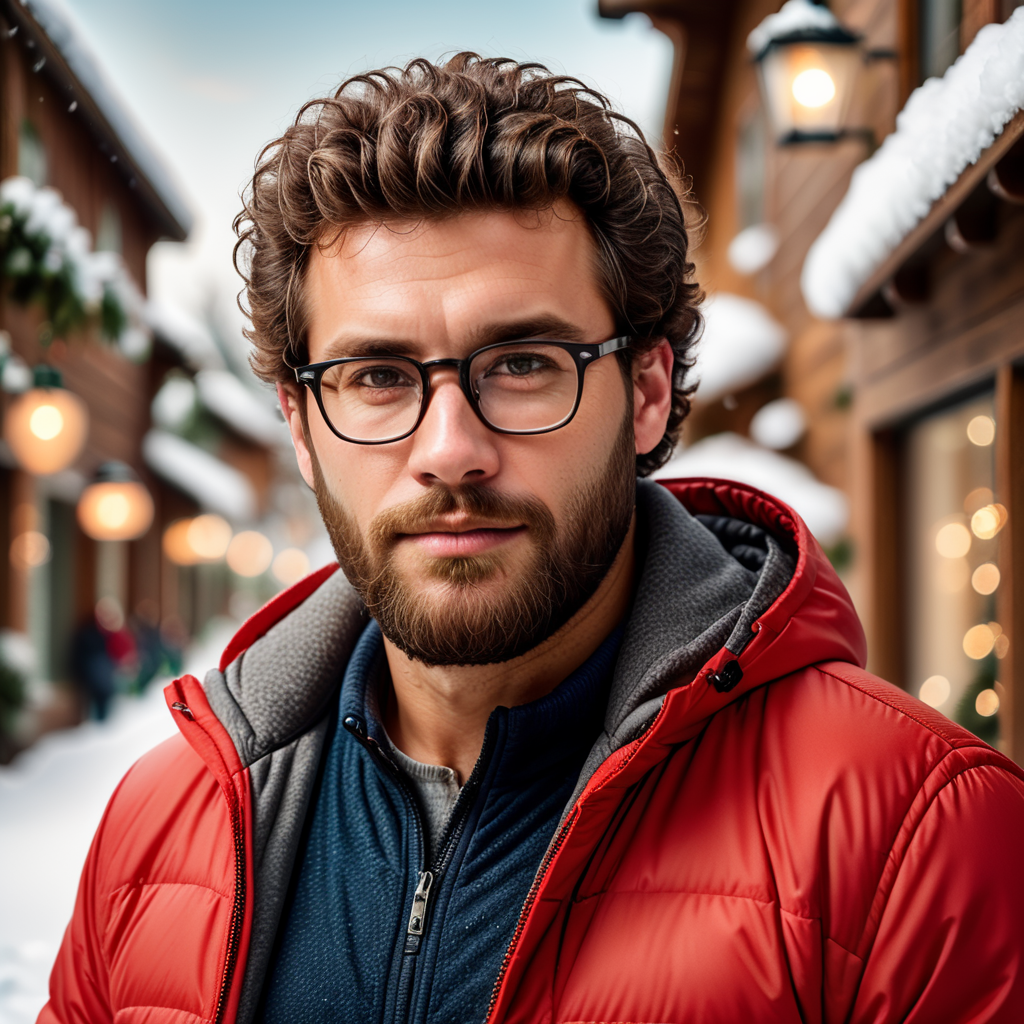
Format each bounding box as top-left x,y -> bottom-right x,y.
204,479 -> 795,1024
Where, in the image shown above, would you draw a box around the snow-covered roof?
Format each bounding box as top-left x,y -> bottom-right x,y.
142,430 -> 256,522
15,0 -> 192,237
802,7 -> 1024,318
145,301 -> 225,371
692,293 -> 787,404
653,432 -> 849,544
194,370 -> 288,448
747,0 -> 853,58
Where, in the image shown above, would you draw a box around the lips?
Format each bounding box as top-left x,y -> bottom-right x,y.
397,524 -> 527,558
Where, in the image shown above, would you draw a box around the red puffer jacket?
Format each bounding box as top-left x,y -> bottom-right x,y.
40,480 -> 1024,1024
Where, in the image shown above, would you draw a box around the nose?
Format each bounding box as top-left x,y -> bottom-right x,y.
405,367 -> 500,487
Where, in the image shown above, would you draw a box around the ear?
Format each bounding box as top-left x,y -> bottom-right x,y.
632,339 -> 674,457
278,383 -> 316,490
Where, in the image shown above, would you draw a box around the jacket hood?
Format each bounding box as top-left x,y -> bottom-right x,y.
198,477 -> 865,772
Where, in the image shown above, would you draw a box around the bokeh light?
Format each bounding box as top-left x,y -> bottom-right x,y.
971,562 -> 1000,595
10,530 -> 51,569
963,623 -> 995,660
918,675 -> 950,708
966,415 -> 995,446
975,688 -> 1000,717
273,547 -> 311,585
227,531 -> 273,577
935,521 -> 971,558
187,515 -> 233,561
971,504 -> 1006,540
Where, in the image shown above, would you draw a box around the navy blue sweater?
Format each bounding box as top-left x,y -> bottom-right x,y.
259,619 -> 621,1024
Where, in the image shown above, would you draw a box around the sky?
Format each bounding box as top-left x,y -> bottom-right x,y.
60,0 -> 674,332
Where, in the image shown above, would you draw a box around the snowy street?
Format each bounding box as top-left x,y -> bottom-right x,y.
0,620 -> 239,1024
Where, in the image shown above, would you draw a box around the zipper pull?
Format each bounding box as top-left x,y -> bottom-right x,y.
403,871 -> 434,954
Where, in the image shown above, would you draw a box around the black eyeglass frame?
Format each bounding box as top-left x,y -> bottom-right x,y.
294,335 -> 632,445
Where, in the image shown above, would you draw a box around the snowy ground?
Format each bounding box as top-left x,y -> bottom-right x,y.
0,618 -> 239,1024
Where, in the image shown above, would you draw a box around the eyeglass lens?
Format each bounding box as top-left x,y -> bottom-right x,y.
317,342 -> 580,441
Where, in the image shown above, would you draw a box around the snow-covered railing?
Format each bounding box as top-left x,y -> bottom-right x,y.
802,7 -> 1024,319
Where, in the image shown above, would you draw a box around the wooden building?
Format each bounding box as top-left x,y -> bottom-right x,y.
601,0 -> 1024,760
0,0 -> 191,746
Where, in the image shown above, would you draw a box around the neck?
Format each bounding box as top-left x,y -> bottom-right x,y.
381,515 -> 636,783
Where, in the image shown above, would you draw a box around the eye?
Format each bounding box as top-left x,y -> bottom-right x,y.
487,353 -> 552,377
351,365 -> 415,389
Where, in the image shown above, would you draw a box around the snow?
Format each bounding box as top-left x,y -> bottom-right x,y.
727,223 -> 780,275
19,0 -> 192,236
144,301 -> 226,371
692,293 -> 787,404
195,370 -> 288,448
150,375 -> 197,432
749,397 -> 807,449
0,177 -> 148,355
747,0 -> 845,57
802,7 -> 1024,318
654,431 -> 849,543
142,430 -> 257,522
0,620 -> 237,1024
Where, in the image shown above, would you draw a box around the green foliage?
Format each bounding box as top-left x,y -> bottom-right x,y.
823,536 -> 854,572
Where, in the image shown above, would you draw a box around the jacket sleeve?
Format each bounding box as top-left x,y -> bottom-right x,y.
851,761 -> 1024,1023
36,787 -> 119,1024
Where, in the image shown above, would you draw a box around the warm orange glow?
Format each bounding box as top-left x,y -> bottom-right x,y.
971,504 -> 1007,540
163,519 -> 199,566
964,487 -> 993,515
227,531 -> 273,577
995,633 -> 1010,659
273,547 -> 311,585
77,481 -> 154,541
963,624 -> 995,660
187,515 -> 232,561
918,675 -> 950,708
4,387 -> 88,475
975,688 -> 1000,717
792,67 -> 836,107
10,530 -> 50,569
971,562 -> 1000,595
935,521 -> 971,559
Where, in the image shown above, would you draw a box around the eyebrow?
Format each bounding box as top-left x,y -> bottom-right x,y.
321,314 -> 589,360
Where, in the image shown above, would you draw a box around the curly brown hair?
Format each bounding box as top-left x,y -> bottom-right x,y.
234,52 -> 702,475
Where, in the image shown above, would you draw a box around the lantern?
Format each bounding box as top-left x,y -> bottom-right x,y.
77,462 -> 155,541
749,0 -> 862,144
4,365 -> 88,474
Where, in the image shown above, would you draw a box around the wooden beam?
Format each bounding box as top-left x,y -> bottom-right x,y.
868,429 -> 905,687
996,362 -> 1024,764
962,0 -> 1000,50
850,109 -> 1024,317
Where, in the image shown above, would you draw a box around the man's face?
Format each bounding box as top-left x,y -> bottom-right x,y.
288,206 -> 644,665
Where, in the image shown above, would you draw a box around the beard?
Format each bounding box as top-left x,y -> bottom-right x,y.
308,415 -> 636,666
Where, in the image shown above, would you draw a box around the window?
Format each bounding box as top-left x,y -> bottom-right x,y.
905,392 -> 1005,743
919,0 -> 963,81
17,119 -> 47,186
96,202 -> 122,254
736,107 -> 767,231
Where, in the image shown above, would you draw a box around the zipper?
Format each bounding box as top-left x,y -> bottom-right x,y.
485,704 -> 667,1022
213,799 -> 246,1024
403,870 -> 434,953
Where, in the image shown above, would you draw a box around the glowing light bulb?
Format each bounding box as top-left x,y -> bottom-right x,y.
792,68 -> 835,108
29,404 -> 64,441
96,492 -> 130,529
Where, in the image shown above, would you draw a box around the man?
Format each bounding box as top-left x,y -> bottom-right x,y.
42,54 -> 1024,1024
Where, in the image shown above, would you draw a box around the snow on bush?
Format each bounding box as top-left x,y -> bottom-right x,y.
802,7 -> 1024,318
654,431 -> 849,544
0,176 -> 149,358
692,293 -> 787,404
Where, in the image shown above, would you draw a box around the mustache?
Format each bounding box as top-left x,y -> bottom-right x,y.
367,485 -> 556,551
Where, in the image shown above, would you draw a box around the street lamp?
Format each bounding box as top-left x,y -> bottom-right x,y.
3,365 -> 89,475
749,0 -> 862,144
77,461 -> 155,541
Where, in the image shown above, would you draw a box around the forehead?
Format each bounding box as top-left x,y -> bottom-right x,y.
303,205 -> 611,356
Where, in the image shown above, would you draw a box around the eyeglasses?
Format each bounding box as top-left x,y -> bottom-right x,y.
294,335 -> 631,445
